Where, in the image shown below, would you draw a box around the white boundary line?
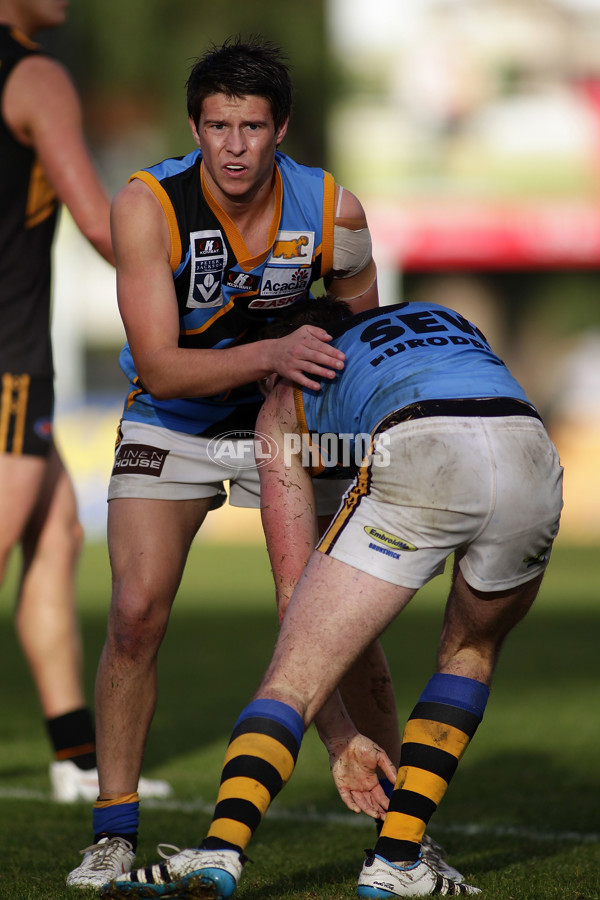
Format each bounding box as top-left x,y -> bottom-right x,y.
0,787 -> 597,845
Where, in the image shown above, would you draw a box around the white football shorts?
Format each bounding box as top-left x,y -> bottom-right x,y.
108,419 -> 348,516
317,415 -> 564,591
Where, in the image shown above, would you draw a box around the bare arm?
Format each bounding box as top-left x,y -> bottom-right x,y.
111,181 -> 346,399
326,186 -> 379,314
315,695 -> 396,818
3,55 -> 114,264
257,381 -> 318,618
257,385 -> 396,817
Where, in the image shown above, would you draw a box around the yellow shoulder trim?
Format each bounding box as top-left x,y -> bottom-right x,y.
9,27 -> 40,51
129,170 -> 182,272
320,171 -> 336,278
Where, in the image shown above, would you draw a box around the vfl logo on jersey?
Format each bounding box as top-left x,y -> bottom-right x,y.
186,230 -> 228,308
268,230 -> 315,266
364,526 -> 417,552
223,270 -> 261,292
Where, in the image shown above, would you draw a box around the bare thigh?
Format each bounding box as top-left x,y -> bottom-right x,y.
107,495 -> 215,628
21,445 -> 81,557
0,452 -> 48,566
259,552 -> 416,724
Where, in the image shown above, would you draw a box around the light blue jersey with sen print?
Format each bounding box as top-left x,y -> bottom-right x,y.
297,301 -> 533,461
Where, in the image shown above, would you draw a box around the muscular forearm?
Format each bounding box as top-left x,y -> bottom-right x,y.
132,340 -> 277,400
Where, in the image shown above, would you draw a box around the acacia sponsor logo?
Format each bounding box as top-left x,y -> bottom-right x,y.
259,265 -> 311,297
206,430 -> 279,470
364,526 -> 416,552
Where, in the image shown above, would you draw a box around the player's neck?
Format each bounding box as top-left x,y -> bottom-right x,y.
0,16 -> 40,38
202,167 -> 277,255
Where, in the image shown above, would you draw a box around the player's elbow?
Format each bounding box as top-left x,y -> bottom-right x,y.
141,374 -> 178,401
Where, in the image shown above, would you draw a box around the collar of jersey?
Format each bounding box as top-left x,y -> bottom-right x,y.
200,161 -> 282,271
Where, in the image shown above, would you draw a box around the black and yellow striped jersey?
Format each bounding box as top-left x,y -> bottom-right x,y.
0,24 -> 58,378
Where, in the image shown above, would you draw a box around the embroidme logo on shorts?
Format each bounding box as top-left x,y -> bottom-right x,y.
364,526 -> 416,552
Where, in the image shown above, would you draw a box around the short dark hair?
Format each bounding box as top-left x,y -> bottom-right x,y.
186,36 -> 292,131
258,295 -> 352,340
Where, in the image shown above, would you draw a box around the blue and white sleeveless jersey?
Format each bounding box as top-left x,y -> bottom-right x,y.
119,149 -> 335,436
296,302 -> 532,460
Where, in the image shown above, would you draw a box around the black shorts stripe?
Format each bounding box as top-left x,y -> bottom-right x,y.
410,701 -> 481,739
221,755 -> 283,799
213,797 -> 261,833
400,743 -> 458,782
230,716 -> 300,761
388,789 -> 437,822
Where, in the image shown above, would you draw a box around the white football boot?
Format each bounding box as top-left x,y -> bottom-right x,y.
101,846 -> 246,898
66,836 -> 135,889
357,852 -> 481,897
420,834 -> 465,883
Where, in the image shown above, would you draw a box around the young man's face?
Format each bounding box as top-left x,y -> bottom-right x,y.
190,93 -> 288,207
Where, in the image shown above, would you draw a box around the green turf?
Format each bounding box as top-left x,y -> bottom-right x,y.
0,537 -> 598,898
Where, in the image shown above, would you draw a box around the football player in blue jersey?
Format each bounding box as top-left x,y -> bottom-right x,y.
103,297 -> 563,898
67,38 -> 406,889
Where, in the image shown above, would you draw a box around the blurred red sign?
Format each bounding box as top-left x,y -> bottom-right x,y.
369,200 -> 600,270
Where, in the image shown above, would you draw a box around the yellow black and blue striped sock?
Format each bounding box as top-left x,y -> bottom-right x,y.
376,673 -> 489,864
202,698 -> 304,854
93,793 -> 139,850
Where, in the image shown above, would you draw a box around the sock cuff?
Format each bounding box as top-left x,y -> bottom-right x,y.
420,673 -> 489,721
234,699 -> 305,746
94,793 -> 139,807
46,707 -> 96,759
93,800 -> 139,837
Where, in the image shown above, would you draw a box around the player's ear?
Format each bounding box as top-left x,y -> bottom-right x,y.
189,116 -> 201,147
275,116 -> 289,147
258,373 -> 281,397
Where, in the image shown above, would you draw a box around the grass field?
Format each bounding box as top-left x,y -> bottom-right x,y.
0,537 -> 598,899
